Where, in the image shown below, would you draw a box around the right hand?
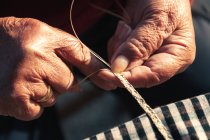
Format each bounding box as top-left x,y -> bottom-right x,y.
101,0 -> 195,88
0,17 -> 113,121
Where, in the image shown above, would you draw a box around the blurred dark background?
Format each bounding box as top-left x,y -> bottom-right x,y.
0,0 -> 210,140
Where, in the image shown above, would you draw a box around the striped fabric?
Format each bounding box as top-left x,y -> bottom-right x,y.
85,93 -> 210,140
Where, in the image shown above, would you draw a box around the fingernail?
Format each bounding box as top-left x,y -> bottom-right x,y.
111,55 -> 129,73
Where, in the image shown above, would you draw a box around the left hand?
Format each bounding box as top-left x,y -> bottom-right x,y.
98,0 -> 195,88
0,17 -> 107,120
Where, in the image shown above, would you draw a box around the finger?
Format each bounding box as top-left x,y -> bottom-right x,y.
111,6 -> 178,73
96,66 -> 155,88
36,86 -> 57,107
122,55 -> 187,87
55,36 -> 103,74
9,89 -> 44,121
17,99 -> 43,121
0,93 -> 43,121
97,69 -> 123,88
92,69 -> 118,90
107,20 -> 132,61
101,40 -> 195,88
101,57 -> 181,88
41,23 -> 105,85
42,52 -> 75,93
122,41 -> 195,88
55,35 -> 117,90
21,80 -> 57,108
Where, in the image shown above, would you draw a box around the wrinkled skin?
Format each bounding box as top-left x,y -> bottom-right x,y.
99,0 -> 195,88
0,17 -> 106,120
0,0 -> 195,121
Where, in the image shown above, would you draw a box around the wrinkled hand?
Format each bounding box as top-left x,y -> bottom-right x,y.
100,0 -> 195,88
0,17 -> 106,120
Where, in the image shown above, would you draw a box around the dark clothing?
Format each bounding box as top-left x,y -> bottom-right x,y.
0,0 -> 210,140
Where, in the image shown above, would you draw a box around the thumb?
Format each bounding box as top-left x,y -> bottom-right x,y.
111,13 -> 176,73
55,34 -> 105,78
55,35 -> 118,90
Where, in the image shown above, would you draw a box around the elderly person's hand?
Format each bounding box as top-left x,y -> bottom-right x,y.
99,0 -> 195,88
0,17 -> 106,121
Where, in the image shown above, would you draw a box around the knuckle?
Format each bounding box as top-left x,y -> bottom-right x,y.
11,95 -> 30,120
57,40 -> 91,66
12,95 -> 32,120
11,88 -> 42,121
140,68 -> 162,88
137,24 -> 164,52
79,45 -> 92,65
1,17 -> 40,33
17,103 -> 42,121
125,38 -> 149,60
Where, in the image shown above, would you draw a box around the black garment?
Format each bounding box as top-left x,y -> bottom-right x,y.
0,107 -> 64,140
0,0 -> 210,140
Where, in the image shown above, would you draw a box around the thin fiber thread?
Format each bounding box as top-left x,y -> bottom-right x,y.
70,0 -> 173,139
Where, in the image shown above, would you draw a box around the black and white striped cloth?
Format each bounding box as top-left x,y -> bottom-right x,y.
85,92 -> 210,140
